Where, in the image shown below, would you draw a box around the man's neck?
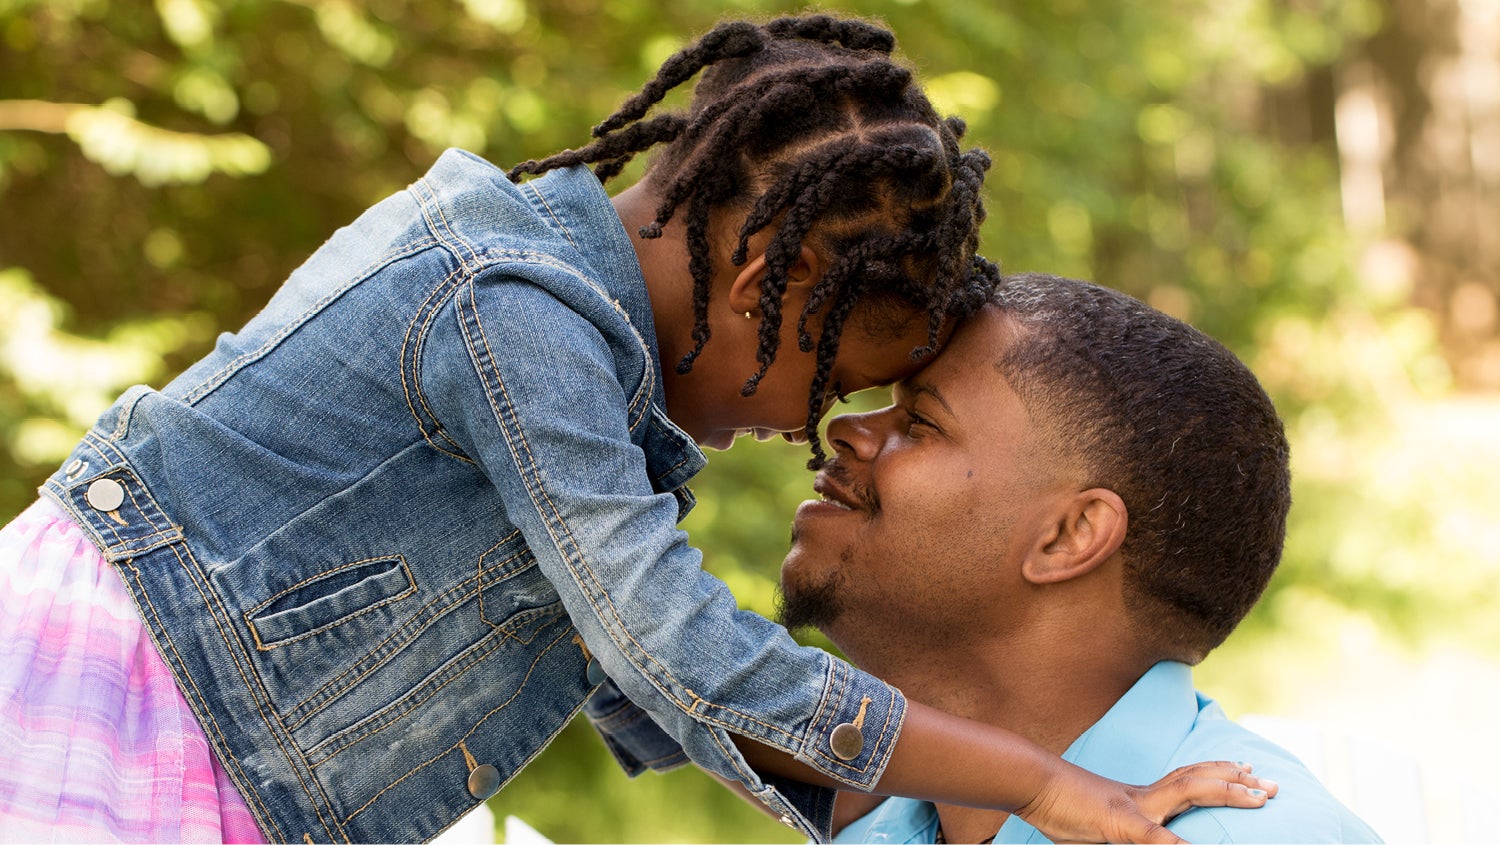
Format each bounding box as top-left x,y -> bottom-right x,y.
842,623 -> 1157,842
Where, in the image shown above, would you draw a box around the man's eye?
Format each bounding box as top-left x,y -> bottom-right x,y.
906,410 -> 933,433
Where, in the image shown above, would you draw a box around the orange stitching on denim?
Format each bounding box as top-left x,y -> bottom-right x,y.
167,540 -> 345,838
80,442 -> 347,811
462,289 -> 803,745
124,561 -> 289,837
341,628 -> 572,824
646,414 -> 695,477
458,740 -> 480,772
490,357 -> 805,748
418,177 -> 480,267
803,676 -> 894,779
284,577 -> 489,729
72,439 -> 315,831
456,269 -> 866,777
625,346 -> 654,429
399,195 -> 492,462
706,727 -> 758,784
283,536 -> 524,728
306,602 -> 563,766
183,239 -> 437,405
73,445 -> 182,558
852,696 -> 872,730
513,180 -> 662,426
399,260 -> 476,463
478,539 -> 533,629
804,656 -> 839,748
105,386 -> 150,442
243,556 -> 416,652
638,748 -> 689,768
520,181 -> 582,254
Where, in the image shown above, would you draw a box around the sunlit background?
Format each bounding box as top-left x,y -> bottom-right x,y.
1,0 -> 1496,841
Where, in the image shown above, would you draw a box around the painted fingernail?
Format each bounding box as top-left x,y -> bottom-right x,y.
1248,788 -> 1267,798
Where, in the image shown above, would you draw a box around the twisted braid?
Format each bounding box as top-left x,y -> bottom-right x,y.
643,61 -> 909,237
799,229 -> 936,352
510,14 -> 1001,465
591,22 -> 767,138
743,140 -> 923,394
677,190 -> 716,374
801,281 -> 866,466
765,14 -> 896,53
508,114 -> 689,182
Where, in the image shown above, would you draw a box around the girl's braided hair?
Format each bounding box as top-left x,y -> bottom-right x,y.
508,14 -> 1000,466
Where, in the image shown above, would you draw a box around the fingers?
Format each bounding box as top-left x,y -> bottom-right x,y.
1134,761 -> 1277,822
1161,761 -> 1278,798
1114,820 -> 1187,845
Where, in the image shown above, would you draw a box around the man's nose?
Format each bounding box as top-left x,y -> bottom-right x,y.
825,408 -> 884,462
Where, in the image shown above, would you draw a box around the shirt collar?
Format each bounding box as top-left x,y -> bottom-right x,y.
996,661 -> 1199,843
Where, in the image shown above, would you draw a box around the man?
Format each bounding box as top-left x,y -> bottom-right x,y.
779,273 -> 1382,843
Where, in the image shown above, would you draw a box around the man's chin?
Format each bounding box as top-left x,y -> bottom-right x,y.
774,578 -> 844,635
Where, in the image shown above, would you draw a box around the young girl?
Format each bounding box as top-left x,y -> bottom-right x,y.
0,14 -> 1272,844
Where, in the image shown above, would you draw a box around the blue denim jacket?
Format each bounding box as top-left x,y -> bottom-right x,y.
41,149 -> 904,843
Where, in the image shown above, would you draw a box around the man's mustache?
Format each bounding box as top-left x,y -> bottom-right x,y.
821,459 -> 880,515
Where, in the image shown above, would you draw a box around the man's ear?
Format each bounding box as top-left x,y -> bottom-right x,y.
727,244 -> 824,318
1021,488 -> 1128,585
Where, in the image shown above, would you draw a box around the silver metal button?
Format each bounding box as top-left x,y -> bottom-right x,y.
64,459 -> 85,479
467,763 -> 501,800
829,722 -> 864,761
86,478 -> 125,512
585,657 -> 608,686
779,815 -> 794,827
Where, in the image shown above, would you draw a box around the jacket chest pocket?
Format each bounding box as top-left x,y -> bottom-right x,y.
246,556 -> 417,651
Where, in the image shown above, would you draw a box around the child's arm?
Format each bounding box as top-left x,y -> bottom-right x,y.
735,699 -> 1275,843
428,277 -> 1257,841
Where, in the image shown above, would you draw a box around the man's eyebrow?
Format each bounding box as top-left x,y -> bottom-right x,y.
894,379 -> 955,417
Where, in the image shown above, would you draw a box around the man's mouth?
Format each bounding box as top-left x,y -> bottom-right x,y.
812,463 -> 873,512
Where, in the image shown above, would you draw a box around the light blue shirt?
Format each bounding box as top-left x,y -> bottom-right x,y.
834,662 -> 1383,843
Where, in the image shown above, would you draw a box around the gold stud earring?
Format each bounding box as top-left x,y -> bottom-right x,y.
744,311 -> 753,320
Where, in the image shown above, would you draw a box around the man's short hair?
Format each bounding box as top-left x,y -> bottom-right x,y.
992,273 -> 1291,661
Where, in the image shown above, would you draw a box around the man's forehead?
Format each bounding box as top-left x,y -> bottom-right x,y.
896,309 -> 1019,396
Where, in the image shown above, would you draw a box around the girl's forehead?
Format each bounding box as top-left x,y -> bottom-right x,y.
835,313 -> 938,390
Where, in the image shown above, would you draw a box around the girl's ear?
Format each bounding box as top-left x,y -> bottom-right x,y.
1021,488 -> 1128,585
727,244 -> 824,317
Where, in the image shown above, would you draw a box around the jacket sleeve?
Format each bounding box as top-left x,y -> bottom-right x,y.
582,678 -> 689,775
422,269 -> 904,840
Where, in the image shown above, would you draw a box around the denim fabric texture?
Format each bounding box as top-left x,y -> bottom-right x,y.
41,149 -> 905,843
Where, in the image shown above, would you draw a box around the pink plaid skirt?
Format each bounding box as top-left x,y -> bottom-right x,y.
0,497 -> 264,843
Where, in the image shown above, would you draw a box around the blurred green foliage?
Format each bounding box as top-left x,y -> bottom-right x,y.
2,0 -> 1494,842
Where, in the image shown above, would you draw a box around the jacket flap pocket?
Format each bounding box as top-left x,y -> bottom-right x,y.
246,555 -> 416,650
641,406 -> 705,512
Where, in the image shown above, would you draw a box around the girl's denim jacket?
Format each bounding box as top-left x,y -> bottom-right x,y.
41,150 -> 904,843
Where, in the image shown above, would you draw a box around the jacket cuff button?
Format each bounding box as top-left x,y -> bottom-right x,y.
585,657 -> 608,686
467,764 -> 501,800
829,722 -> 864,761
